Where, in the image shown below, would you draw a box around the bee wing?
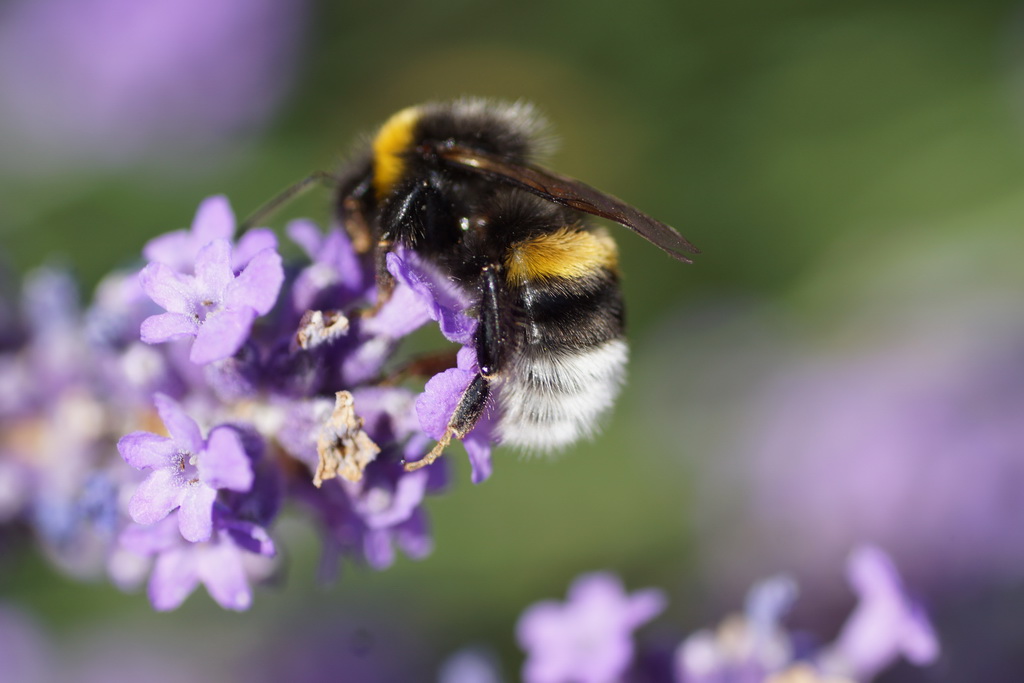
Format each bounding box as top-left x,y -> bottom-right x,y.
436,146 -> 700,263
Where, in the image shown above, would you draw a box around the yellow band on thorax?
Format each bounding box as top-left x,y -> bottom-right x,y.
505,227 -> 619,285
372,106 -> 421,199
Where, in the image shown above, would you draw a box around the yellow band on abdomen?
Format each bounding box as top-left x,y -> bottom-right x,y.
505,227 -> 619,285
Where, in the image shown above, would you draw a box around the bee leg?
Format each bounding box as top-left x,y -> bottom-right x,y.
474,263 -> 507,378
335,162 -> 374,253
404,265 -> 508,472
367,239 -> 396,312
340,194 -> 373,253
405,374 -> 491,472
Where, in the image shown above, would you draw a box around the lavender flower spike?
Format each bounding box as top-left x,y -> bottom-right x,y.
117,393 -> 253,542
517,572 -> 666,683
139,238 -> 283,364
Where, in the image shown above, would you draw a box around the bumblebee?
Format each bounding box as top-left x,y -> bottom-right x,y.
322,99 -> 697,470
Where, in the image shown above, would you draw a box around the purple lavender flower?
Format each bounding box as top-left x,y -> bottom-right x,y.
0,265 -> 157,580
516,572 -> 666,683
820,546 -> 939,680
143,195 -> 278,275
139,238 -> 283,364
339,282 -> 433,387
296,387 -> 442,575
386,248 -> 476,345
117,514 -> 274,611
332,246 -> 463,388
415,347 -> 498,484
437,549 -> 938,683
2,193 -> 501,613
675,576 -> 796,683
288,219 -> 368,314
388,248 -> 500,482
9,267 -> 87,400
674,546 -> 938,683
311,466 -> 434,573
118,393 -> 253,542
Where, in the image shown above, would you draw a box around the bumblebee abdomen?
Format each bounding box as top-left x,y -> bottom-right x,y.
505,225 -> 624,348
497,228 -> 627,450
498,339 -> 628,451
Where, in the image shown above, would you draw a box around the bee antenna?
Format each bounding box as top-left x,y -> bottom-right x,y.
238,170 -> 341,233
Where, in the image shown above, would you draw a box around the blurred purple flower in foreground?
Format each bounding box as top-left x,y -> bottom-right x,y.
517,572 -> 666,683
0,547 -> 936,682
506,546 -> 936,683
677,546 -> 937,683
0,196 -> 500,610
820,546 -> 938,680
0,0 -> 306,167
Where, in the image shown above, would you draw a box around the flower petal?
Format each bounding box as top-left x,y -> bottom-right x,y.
129,469 -> 184,525
222,518 -> 276,557
139,262 -> 196,314
118,516 -> 181,555
286,218 -> 322,257
463,432 -> 494,485
178,484 -> 217,542
416,366 -> 473,440
363,528 -> 395,570
190,195 -> 235,244
140,312 -> 198,343
830,545 -> 939,678
142,229 -> 193,267
626,587 -> 668,627
362,281 -> 432,338
225,248 -> 283,315
194,239 -> 234,295
152,393 -> 203,453
321,227 -> 364,291
117,431 -> 177,470
387,249 -> 475,344
359,471 -> 428,529
197,538 -> 252,611
233,228 -> 278,271
149,546 -> 200,611
395,510 -> 433,560
516,601 -> 565,650
200,426 -> 254,491
189,306 -> 257,364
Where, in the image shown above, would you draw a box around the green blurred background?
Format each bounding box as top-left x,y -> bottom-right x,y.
3,0 -> 1024,678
